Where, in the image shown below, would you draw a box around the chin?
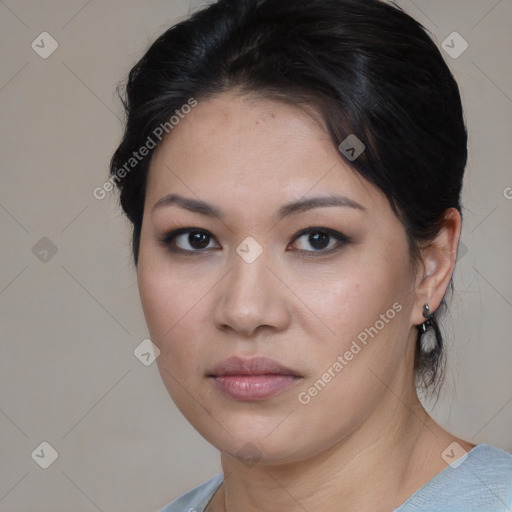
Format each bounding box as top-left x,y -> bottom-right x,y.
191,410 -> 313,465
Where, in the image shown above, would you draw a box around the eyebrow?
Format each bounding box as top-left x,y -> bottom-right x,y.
278,194 -> 365,217
152,194 -> 222,217
151,193 -> 366,219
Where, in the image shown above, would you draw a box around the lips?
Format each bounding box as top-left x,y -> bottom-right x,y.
208,356 -> 302,400
208,356 -> 302,378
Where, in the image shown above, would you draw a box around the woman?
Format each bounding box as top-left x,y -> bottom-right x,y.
110,0 -> 512,510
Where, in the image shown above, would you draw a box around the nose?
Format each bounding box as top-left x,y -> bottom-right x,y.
211,251 -> 291,338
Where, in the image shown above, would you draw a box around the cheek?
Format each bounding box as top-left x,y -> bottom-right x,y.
289,266 -> 411,434
137,262 -> 213,378
292,251 -> 414,412
297,252 -> 410,345
137,266 -> 220,431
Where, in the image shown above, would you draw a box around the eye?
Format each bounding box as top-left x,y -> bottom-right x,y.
289,228 -> 349,254
158,228 -> 220,253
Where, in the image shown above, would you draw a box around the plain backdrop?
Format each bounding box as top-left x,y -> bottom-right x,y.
1,1 -> 511,511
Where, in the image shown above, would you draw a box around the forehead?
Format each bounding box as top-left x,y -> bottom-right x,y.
145,92 -> 387,221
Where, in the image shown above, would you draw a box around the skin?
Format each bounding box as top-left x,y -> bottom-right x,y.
137,92 -> 473,512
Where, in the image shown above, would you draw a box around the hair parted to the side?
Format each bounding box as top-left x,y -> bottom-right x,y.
110,0 -> 468,393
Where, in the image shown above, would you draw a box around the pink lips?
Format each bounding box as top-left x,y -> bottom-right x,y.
208,356 -> 302,401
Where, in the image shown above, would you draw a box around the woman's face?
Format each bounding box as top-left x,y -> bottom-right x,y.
137,92 -> 422,464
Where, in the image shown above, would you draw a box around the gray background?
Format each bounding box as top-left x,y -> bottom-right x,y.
0,1 -> 511,511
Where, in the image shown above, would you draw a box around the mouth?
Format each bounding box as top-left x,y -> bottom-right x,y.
207,356 -> 303,401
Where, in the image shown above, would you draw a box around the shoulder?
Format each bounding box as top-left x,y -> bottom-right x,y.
157,473 -> 223,512
470,443 -> 512,471
396,444 -> 512,512
458,444 -> 512,492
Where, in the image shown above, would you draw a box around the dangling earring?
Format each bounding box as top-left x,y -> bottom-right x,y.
418,303 -> 434,334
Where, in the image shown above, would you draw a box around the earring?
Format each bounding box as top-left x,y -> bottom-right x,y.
418,303 -> 434,334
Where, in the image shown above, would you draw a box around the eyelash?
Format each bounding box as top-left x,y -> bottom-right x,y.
157,227 -> 350,258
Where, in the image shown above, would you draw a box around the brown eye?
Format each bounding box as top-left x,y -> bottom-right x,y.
186,231 -> 211,249
290,228 -> 350,254
159,228 -> 220,253
307,231 -> 331,250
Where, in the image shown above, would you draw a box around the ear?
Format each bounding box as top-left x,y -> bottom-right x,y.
411,208 -> 462,327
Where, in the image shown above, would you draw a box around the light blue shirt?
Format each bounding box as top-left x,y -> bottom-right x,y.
158,444 -> 512,511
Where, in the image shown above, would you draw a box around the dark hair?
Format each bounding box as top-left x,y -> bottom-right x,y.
110,0 -> 467,391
